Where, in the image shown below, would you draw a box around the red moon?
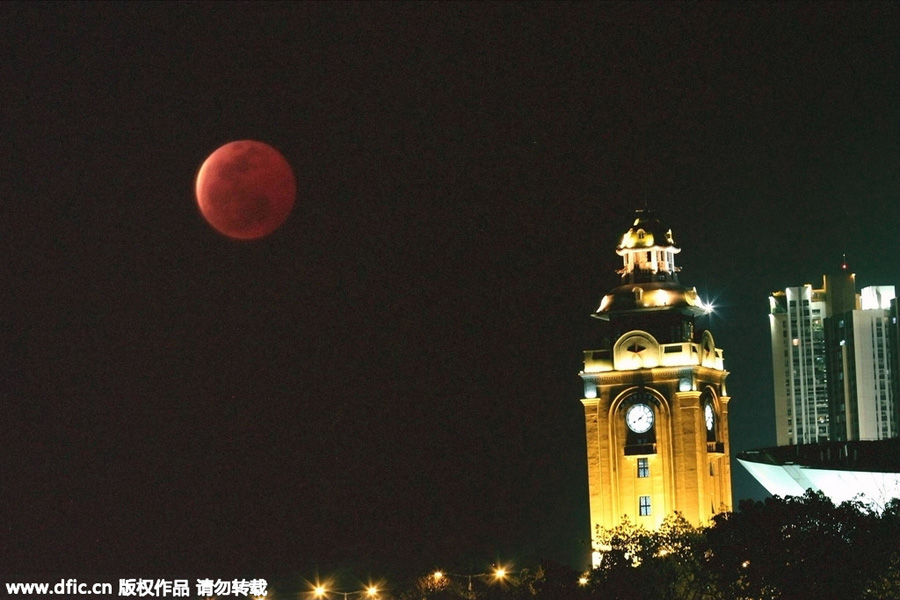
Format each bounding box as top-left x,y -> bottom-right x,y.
195,140 -> 296,240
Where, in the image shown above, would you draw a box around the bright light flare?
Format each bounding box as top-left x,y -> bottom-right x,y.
313,585 -> 327,598
697,290 -> 724,318
578,576 -> 589,586
433,571 -> 443,582
698,299 -> 715,314
494,567 -> 507,579
366,586 -> 378,597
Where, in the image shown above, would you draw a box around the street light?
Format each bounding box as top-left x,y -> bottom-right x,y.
431,567 -> 514,595
313,585 -> 379,599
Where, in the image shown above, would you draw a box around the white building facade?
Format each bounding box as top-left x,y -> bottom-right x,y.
768,270 -> 856,446
769,282 -> 831,445
826,286 -> 897,441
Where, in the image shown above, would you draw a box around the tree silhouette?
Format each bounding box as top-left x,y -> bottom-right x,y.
705,490 -> 900,600
400,494 -> 900,600
589,513 -> 716,600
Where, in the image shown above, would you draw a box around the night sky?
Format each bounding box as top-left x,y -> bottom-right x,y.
4,1 -> 898,587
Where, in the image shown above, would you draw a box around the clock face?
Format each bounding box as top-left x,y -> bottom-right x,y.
626,403 -> 654,433
705,404 -> 714,431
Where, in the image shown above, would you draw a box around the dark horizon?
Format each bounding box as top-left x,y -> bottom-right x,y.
4,1 -> 898,585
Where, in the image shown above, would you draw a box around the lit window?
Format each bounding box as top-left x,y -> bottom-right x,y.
637,458 -> 649,478
639,496 -> 651,516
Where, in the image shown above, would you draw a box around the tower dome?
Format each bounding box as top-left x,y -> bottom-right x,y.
618,211 -> 677,251
593,209 -> 703,319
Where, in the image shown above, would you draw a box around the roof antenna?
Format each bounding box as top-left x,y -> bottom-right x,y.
639,189 -> 650,216
841,253 -> 849,271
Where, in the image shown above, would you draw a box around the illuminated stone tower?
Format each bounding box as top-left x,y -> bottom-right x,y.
580,210 -> 732,559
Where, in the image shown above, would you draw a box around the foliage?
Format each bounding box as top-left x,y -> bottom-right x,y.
587,513 -> 716,600
578,492 -> 900,600
705,490 -> 898,600
402,571 -> 464,600
402,494 -> 900,600
519,561 -> 590,600
860,497 -> 900,600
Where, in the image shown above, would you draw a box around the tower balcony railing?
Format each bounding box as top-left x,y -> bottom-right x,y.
583,349 -> 613,372
584,342 -> 725,373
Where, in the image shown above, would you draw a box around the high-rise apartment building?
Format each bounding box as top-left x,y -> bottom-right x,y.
891,298 -> 900,436
743,268 -> 898,507
769,266 -> 896,446
826,286 -> 897,441
768,270 -> 855,445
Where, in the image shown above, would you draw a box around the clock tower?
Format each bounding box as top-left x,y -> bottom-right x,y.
580,210 -> 732,560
